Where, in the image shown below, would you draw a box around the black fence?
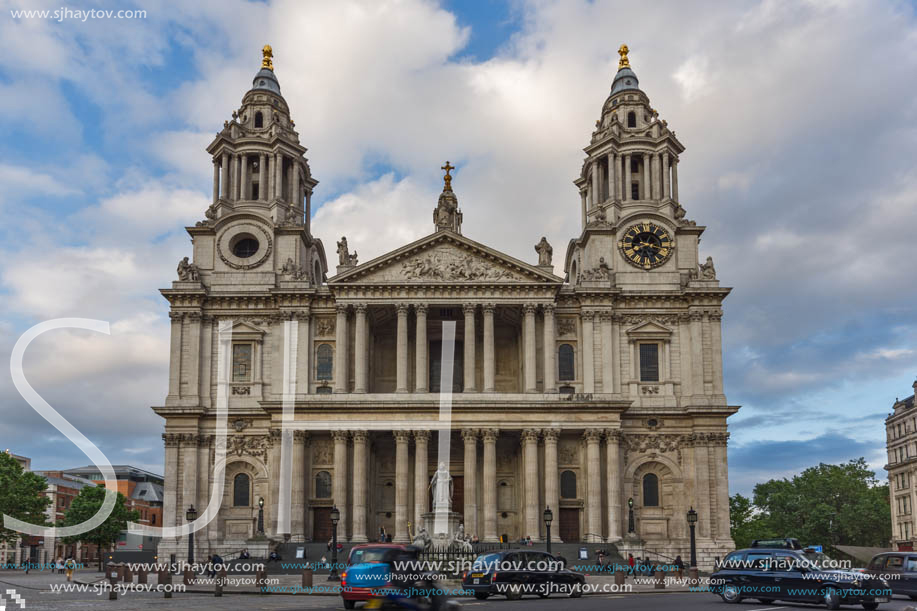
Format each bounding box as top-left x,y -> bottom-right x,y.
418,543 -> 511,577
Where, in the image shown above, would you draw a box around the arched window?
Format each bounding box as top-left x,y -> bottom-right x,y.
627,111 -> 636,128
316,344 -> 333,380
314,471 -> 331,498
254,111 -> 263,128
642,473 -> 659,507
233,473 -> 250,507
558,344 -> 575,381
560,470 -> 577,498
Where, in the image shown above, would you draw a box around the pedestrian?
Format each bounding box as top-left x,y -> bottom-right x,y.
627,553 -> 635,576
674,555 -> 684,579
210,553 -> 223,578
55,556 -> 63,574
379,526 -> 386,542
64,557 -> 75,582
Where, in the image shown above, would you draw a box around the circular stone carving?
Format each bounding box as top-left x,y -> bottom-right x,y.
217,223 -> 273,270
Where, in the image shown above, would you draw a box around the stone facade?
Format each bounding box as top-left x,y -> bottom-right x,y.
886,380 -> 917,550
153,45 -> 737,567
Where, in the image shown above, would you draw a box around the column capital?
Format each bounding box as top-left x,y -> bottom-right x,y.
582,428 -> 603,443
353,303 -> 367,314
522,303 -> 537,315
163,433 -> 181,447
413,429 -> 431,442
542,428 -> 561,442
293,309 -> 311,320
461,428 -> 479,443
482,303 -> 496,315
335,304 -> 349,315
352,430 -> 369,443
414,303 -> 428,315
395,303 -> 410,316
481,428 -> 499,442
599,311 -> 613,323
393,430 -> 412,443
331,430 -> 350,442
293,430 -> 310,442
521,428 -> 540,443
462,303 -> 477,316
168,312 -> 185,321
543,303 -> 555,315
604,429 -> 622,443
581,310 -> 596,322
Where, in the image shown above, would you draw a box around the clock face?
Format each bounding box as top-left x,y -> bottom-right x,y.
618,222 -> 674,269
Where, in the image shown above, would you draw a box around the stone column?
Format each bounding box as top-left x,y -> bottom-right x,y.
481,429 -> 498,542
710,312 -> 724,395
591,162 -> 600,206
267,153 -> 275,202
229,154 -> 236,200
600,313 -> 613,393
234,153 -> 242,200
693,435 -> 711,538
220,152 -> 230,200
332,431 -> 349,538
543,428 -> 561,542
689,312 -> 704,397
292,161 -> 300,208
672,158 -> 679,201
462,429 -> 478,538
624,154 -> 631,201
662,151 -> 670,200
605,430 -> 622,541
269,430 -> 282,535
353,304 -> 368,393
713,433 -> 731,538
522,429 -> 541,541
642,153 -> 651,200
291,431 -> 307,541
582,311 -> 595,393
240,154 -> 249,200
396,303 -> 409,393
580,190 -> 587,226
162,434 -> 179,535
187,313 -> 202,401
394,431 -> 411,542
584,429 -> 602,541
196,435 -> 210,532
275,153 -> 284,201
334,305 -> 349,393
606,152 -> 616,202
414,304 -> 428,392
180,434 -> 198,531
212,159 -> 220,203
482,304 -> 496,392
259,153 -> 267,201
611,314 -> 622,394
463,304 -> 476,392
523,304 -> 537,392
351,431 -> 368,542
167,313 -> 183,398
542,305 -> 556,393
413,430 -> 430,525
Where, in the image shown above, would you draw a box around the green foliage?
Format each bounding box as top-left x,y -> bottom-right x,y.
60,486 -> 139,569
0,452 -> 50,545
730,458 -> 891,552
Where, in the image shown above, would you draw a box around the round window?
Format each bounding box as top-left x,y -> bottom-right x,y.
647,418 -> 658,427
232,237 -> 259,258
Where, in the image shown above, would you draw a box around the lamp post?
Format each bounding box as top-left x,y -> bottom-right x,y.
328,505 -> 340,581
185,505 -> 197,566
543,506 -> 553,555
686,507 -> 698,568
627,497 -> 635,534
257,497 -> 265,535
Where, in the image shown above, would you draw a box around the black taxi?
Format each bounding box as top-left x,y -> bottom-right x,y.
461,550 -> 585,600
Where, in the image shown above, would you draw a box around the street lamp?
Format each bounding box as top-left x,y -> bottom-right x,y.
543,506 -> 553,554
185,505 -> 198,566
627,497 -> 635,534
686,507 -> 698,568
257,497 -> 265,535
328,505 -> 341,581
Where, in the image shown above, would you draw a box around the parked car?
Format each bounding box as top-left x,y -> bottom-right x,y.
864,552 -> 917,600
461,549 -> 585,600
341,543 -> 443,610
751,537 -> 804,550
711,547 -> 891,609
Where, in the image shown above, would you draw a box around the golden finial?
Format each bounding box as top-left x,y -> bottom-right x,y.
262,44 -> 274,70
618,44 -> 630,69
441,161 -> 455,191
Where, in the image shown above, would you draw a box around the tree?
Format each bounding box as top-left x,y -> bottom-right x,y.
750,458 -> 891,552
729,493 -> 776,549
0,451 -> 50,547
59,486 -> 139,571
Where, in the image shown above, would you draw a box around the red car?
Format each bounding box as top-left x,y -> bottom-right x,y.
340,543 -> 419,609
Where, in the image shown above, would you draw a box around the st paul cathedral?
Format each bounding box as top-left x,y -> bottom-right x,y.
154,45 -> 736,566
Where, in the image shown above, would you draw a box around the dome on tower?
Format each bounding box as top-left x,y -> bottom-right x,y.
610,44 -> 640,95
250,45 -> 281,95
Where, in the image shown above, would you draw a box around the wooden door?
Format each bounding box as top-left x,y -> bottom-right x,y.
453,476 -> 464,522
559,508 -> 579,542
313,507 -> 332,543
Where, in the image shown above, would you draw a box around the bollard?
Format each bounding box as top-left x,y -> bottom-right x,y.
256,568 -> 267,594
107,562 -> 118,600
137,567 -> 147,584
183,568 -> 194,586
302,566 -> 313,589
614,569 -> 626,586
215,567 -> 226,597
688,566 -> 699,585
115,562 -> 125,582
123,563 -> 133,583
162,569 -> 173,598
654,569 -> 665,589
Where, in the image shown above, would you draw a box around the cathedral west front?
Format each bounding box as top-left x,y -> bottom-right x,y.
154,44 -> 737,567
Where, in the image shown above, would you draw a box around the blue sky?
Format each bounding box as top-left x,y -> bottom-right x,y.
0,0 -> 915,499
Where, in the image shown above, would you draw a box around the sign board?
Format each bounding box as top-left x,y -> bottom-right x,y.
578,547 -> 588,560
810,545 -> 823,553
296,547 -> 305,559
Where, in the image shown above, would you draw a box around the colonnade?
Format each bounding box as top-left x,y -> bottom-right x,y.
583,149 -> 679,209
211,150 -> 312,213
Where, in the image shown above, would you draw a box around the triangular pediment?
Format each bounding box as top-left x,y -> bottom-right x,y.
626,320 -> 673,336
330,231 -> 562,285
229,320 -> 267,337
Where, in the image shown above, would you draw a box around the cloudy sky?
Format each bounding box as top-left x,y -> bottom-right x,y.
0,0 -> 915,496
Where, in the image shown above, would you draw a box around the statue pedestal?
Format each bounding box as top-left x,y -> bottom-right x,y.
422,510 -> 462,550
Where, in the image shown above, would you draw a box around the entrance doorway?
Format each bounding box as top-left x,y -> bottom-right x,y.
313,507 -> 332,543
559,508 -> 579,542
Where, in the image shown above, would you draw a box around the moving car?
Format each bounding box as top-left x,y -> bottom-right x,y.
341,543 -> 443,610
864,552 -> 917,600
712,547 -> 891,609
461,549 -> 585,600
